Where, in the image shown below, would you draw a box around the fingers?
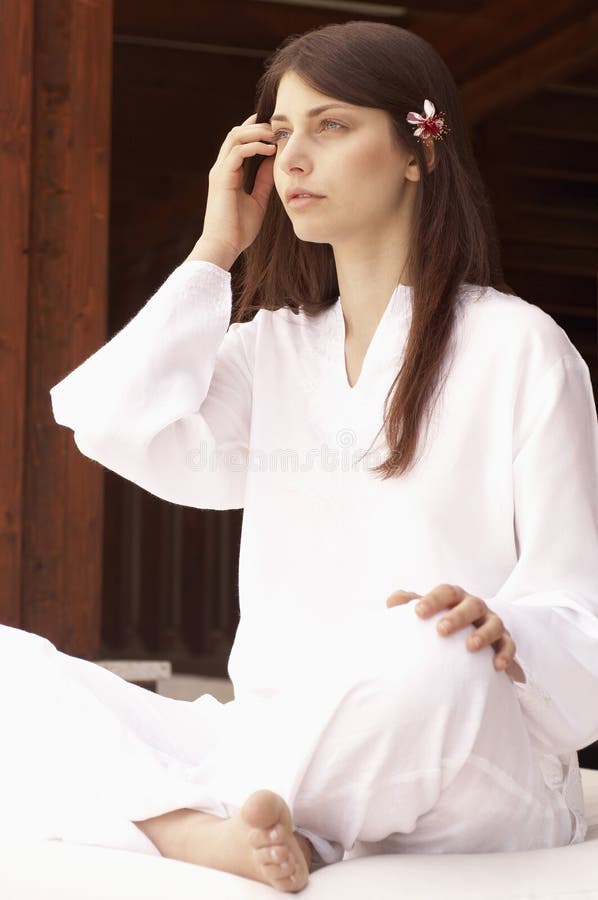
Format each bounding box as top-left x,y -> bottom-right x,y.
386,589 -> 421,608
463,615 -> 505,649
414,583 -> 464,617
230,141 -> 276,163
214,115 -> 276,167
492,631 -> 517,671
410,583 -> 517,672
432,593 -> 488,634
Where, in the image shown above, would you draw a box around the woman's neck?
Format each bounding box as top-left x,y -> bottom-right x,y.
333,242 -> 411,343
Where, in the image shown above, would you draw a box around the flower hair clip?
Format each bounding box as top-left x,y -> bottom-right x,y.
406,99 -> 449,142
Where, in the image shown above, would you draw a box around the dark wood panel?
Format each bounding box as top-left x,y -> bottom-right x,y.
21,0 -> 113,656
114,0 -> 598,129
459,5 -> 598,123
113,0 -> 411,54
490,86 -> 598,136
489,164 -> 598,185
482,130 -> 597,175
501,270 -> 595,315
111,44 -> 264,177
567,58 -> 598,86
501,240 -> 596,278
0,0 -> 33,627
497,210 -> 598,252
422,0 -> 596,79
251,0 -> 481,10
482,170 -> 598,218
109,44 -> 264,327
101,484 -> 242,678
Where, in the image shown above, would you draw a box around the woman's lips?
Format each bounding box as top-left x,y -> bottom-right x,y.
288,195 -> 325,209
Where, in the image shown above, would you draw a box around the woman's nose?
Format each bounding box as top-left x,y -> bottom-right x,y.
277,139 -> 312,175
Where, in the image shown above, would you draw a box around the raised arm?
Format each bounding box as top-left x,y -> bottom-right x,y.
51,254 -> 253,509
50,111 -> 279,510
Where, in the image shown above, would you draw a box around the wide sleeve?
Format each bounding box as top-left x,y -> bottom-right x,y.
50,260 -> 256,510
488,351 -> 598,755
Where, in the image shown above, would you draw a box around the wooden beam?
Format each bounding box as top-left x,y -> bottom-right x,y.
0,0 -> 33,628
460,6 -> 598,123
20,0 -> 113,656
114,0 -> 596,129
113,0 -> 413,53
251,0 -> 479,11
420,0 -> 592,79
251,0 -> 408,15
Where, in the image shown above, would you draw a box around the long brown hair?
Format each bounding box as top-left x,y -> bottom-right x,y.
234,20 -> 514,479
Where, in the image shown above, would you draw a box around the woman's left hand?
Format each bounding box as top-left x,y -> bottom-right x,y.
386,583 -> 526,683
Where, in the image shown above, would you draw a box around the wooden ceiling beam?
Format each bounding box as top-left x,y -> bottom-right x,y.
459,6 -> 598,123
113,0 -> 410,55
419,0 -> 594,80
250,0 -> 479,11
114,0 -> 597,128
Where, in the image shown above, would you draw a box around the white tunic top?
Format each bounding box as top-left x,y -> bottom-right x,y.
49,259 -> 598,842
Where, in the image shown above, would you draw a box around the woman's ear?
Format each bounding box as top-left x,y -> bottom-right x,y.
406,142 -> 436,181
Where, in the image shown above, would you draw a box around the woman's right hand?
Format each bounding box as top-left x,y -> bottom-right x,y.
199,112 -> 277,265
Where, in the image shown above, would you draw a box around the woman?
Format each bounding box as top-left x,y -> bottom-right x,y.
3,20 -> 598,895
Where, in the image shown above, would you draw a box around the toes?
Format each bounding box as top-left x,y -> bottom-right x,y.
274,868 -> 308,893
270,865 -> 300,890
258,844 -> 293,866
242,789 -> 284,832
248,827 -> 265,848
256,844 -> 306,891
273,873 -> 298,891
265,856 -> 297,878
251,826 -> 287,850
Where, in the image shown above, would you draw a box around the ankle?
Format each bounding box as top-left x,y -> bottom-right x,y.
135,808 -> 220,862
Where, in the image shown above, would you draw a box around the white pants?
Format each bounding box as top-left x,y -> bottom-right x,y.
0,605 -> 574,866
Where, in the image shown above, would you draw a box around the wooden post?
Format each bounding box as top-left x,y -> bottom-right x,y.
0,0 -> 33,630
0,0 -> 113,656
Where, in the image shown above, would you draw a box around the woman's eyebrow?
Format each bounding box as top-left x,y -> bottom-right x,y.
269,104 -> 355,123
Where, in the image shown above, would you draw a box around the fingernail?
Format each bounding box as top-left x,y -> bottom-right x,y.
471,636 -> 482,649
438,619 -> 451,634
416,602 -> 430,615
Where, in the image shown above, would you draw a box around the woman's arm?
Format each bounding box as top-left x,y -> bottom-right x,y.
487,352 -> 598,755
50,256 -> 257,510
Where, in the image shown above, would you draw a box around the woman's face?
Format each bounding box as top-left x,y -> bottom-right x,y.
271,70 -> 419,247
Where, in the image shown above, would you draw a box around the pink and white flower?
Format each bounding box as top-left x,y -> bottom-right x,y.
406,99 -> 449,142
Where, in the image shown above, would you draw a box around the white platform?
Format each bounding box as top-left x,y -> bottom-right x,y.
2,768 -> 597,899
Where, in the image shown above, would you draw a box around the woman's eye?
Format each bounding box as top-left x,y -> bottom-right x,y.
272,119 -> 344,142
320,118 -> 344,132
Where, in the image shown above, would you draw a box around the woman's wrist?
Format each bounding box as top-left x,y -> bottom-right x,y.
185,237 -> 240,271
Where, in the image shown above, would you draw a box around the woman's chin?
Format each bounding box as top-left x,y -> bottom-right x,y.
291,223 -> 334,244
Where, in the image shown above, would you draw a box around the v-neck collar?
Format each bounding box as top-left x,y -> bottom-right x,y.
333,282 -> 413,394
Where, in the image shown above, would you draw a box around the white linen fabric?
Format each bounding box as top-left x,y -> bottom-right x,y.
4,260 -> 596,865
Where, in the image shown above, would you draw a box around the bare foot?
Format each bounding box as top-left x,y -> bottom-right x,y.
177,789 -> 312,892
